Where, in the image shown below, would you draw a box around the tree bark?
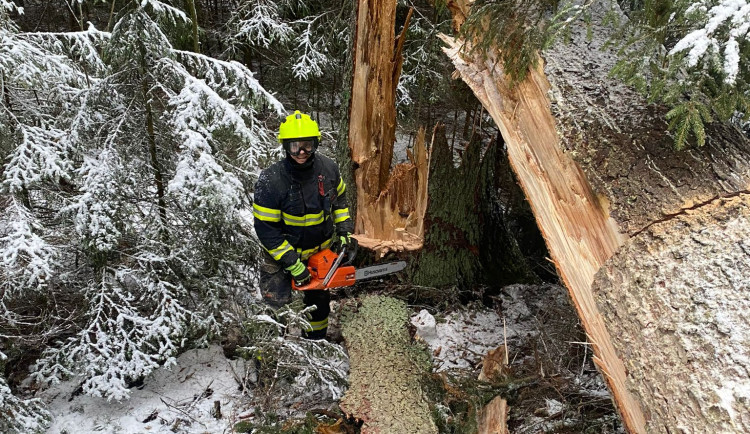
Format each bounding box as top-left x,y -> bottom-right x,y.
346,0 -> 425,253
441,2 -> 750,433
184,0 -> 200,54
594,193 -> 750,433
339,295 -> 437,434
411,125 -> 537,288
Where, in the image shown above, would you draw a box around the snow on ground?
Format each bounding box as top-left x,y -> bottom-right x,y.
38,304 -> 522,433
412,308 -> 508,371
410,283 -> 571,372
41,345 -> 251,434
36,284 -> 613,433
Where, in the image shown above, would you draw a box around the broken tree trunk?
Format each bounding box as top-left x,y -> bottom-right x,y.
441,1 -> 750,433
339,295 -> 437,433
345,0 -> 539,286
347,0 -> 427,254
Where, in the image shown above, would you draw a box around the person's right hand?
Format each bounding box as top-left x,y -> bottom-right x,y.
288,259 -> 311,286
293,268 -> 311,286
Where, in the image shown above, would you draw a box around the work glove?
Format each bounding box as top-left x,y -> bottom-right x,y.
331,233 -> 353,253
288,259 -> 311,286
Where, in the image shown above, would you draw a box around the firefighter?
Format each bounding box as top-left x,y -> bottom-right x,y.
252,110 -> 354,339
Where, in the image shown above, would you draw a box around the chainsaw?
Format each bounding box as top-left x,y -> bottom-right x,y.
292,246 -> 406,291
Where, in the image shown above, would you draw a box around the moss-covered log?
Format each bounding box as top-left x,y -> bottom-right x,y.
339,295 -> 436,434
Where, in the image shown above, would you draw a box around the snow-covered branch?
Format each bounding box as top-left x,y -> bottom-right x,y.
34,267 -> 194,401
62,148 -> 124,253
233,0 -> 294,48
292,16 -> 330,80
0,374 -> 49,433
0,198 -> 58,295
669,0 -> 750,85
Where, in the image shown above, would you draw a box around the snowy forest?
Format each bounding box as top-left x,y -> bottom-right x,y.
1,0 -> 749,433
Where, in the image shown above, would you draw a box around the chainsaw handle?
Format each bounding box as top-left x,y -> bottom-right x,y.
341,239 -> 358,265
292,273 -> 326,291
290,247 -> 358,291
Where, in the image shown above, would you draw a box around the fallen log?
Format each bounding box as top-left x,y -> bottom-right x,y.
594,193 -> 750,432
339,295 -> 437,433
440,1 -> 750,432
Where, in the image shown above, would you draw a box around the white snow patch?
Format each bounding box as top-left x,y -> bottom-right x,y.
716,380 -> 750,422
669,0 -> 750,83
723,37 -> 740,84
545,398 -> 564,417
412,309 -> 437,341
411,308 -> 512,371
41,345 -> 250,434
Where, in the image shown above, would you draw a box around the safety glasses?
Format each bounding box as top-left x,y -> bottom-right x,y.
286,140 -> 315,156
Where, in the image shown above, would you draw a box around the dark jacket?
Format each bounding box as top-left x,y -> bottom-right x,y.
253,154 -> 353,270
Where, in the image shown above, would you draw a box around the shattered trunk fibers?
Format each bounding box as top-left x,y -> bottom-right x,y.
346,0 -> 426,254
442,2 -> 750,433
339,295 -> 437,433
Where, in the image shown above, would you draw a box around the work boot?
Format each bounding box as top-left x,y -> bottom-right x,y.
302,327 -> 327,340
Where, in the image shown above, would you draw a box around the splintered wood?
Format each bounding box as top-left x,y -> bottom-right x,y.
348,0 -> 426,255
440,35 -> 646,433
354,128 -> 429,256
477,396 -> 509,434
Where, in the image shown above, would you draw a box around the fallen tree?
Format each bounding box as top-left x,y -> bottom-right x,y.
339,295 -> 436,433
440,1 -> 750,432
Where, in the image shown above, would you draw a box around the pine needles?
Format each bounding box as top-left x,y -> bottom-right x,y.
459,0 -> 750,149
610,0 -> 750,149
459,0 -> 596,86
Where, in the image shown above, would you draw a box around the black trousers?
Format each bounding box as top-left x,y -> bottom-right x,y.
259,254 -> 329,339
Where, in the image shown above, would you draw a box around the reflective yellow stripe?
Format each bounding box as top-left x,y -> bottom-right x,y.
253,203 -> 281,222
285,259 -> 305,275
336,178 -> 346,196
282,211 -> 324,227
306,318 -> 328,331
297,238 -> 333,260
333,208 -> 350,223
267,240 -> 293,261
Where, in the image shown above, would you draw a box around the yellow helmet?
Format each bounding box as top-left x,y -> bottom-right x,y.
277,110 -> 321,143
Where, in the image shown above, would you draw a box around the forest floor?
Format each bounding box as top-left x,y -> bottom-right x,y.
38,283 -> 623,433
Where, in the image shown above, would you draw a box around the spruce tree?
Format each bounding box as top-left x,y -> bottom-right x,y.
1,0 -> 282,406
611,0 -> 750,148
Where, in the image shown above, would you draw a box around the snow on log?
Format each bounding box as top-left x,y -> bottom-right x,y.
440,1 -> 750,432
348,1 -> 426,254
594,193 -> 750,432
339,295 -> 437,433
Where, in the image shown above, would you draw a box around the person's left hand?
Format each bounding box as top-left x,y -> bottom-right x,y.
331,233 -> 351,253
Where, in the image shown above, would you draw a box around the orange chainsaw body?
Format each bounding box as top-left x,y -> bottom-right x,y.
292,249 -> 356,291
